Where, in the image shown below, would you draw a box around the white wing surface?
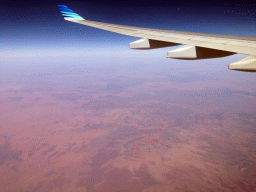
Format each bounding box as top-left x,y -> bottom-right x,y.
58,5 -> 256,72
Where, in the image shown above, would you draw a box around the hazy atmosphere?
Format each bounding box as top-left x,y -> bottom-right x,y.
1,0 -> 256,191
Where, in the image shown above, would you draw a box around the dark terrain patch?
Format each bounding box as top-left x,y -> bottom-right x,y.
0,136 -> 23,165
9,97 -> 23,101
41,145 -> 56,156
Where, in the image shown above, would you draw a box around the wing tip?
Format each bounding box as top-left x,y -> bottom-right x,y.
57,5 -> 84,20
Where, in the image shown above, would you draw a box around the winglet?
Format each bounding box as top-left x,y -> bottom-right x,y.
57,5 -> 84,20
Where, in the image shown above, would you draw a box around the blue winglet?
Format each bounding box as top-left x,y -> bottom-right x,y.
57,5 -> 84,19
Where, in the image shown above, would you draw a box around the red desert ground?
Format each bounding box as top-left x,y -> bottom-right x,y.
0,63 -> 256,192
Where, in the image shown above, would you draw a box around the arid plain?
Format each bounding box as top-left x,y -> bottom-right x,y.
1,59 -> 256,192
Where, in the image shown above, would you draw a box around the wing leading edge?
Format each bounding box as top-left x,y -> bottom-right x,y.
57,5 -> 256,72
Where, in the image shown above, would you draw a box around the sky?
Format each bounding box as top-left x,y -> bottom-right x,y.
1,0 -> 255,79
1,0 -> 255,51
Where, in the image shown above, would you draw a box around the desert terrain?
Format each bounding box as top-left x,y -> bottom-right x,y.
0,64 -> 256,192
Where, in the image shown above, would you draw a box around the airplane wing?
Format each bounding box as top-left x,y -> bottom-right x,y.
57,5 -> 256,72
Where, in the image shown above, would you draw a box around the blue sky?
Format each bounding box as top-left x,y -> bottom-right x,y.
0,0 -> 255,82
1,0 -> 255,51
